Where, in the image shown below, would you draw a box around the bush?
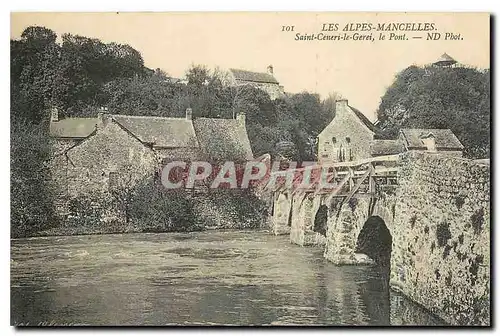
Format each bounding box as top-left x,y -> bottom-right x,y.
128,179 -> 204,232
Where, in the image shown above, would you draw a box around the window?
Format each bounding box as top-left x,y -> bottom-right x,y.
346,137 -> 351,144
108,172 -> 119,191
331,137 -> 337,144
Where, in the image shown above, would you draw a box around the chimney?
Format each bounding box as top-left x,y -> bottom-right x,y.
97,112 -> 104,129
50,107 -> 59,122
335,98 -> 349,110
185,108 -> 193,121
97,107 -> 110,129
236,112 -> 246,125
267,65 -> 274,75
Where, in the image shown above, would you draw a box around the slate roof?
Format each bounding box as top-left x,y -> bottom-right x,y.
230,68 -> 279,84
400,128 -> 464,150
51,113 -> 254,161
49,118 -> 98,138
113,115 -> 199,148
348,105 -> 378,133
193,117 -> 253,162
370,140 -> 405,156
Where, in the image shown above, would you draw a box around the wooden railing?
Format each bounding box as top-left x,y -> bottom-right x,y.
267,154 -> 400,202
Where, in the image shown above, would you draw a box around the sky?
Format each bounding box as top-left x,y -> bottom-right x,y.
11,12 -> 490,121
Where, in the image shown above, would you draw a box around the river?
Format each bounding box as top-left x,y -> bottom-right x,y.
11,230 -> 445,326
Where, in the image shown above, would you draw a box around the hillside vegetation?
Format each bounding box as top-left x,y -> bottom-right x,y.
376,65 -> 490,159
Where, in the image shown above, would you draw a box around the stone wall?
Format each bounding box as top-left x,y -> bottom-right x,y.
235,80 -> 284,100
390,152 -> 490,325
292,151 -> 490,325
155,147 -> 203,162
271,192 -> 292,235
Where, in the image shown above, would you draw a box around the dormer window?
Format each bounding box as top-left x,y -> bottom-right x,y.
420,133 -> 436,152
109,172 -> 119,191
346,137 -> 351,144
331,137 -> 337,144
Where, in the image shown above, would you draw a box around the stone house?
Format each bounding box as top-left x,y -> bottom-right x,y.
48,107 -> 253,206
228,65 -> 285,100
317,99 -> 377,163
370,128 -> 464,157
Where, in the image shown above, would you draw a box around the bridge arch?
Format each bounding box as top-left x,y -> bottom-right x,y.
289,193 -> 327,246
313,204 -> 328,237
356,215 -> 392,273
323,195 -> 397,266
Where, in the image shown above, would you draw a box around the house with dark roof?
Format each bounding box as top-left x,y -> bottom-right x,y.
48,107 -> 253,203
317,99 -> 377,163
370,128 -> 464,157
228,65 -> 285,100
398,128 -> 464,155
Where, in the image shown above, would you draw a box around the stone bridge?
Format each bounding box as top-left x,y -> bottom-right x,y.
268,152 -> 490,326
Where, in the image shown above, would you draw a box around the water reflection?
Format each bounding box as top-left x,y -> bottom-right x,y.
11,230 -> 446,326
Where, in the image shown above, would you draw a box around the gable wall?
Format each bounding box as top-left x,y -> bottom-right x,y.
318,101 -> 374,163
65,120 -> 158,197
234,80 -> 284,100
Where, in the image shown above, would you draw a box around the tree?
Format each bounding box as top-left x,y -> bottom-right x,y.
11,119 -> 56,237
185,64 -> 211,88
11,26 -> 61,123
103,74 -> 184,117
288,92 -> 333,135
56,33 -> 145,113
232,85 -> 277,126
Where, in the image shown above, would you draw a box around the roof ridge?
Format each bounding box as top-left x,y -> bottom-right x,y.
230,67 -> 267,73
55,116 -> 98,121
347,105 -> 377,133
402,128 -> 452,130
230,68 -> 279,84
112,114 -> 190,121
195,117 -> 239,121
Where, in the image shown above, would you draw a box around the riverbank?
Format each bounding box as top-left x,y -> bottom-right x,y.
31,220 -> 268,238
13,187 -> 270,239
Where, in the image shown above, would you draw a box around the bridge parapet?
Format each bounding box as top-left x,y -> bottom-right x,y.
268,154 -> 401,198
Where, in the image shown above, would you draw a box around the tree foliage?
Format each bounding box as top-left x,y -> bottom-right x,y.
376,65 -> 490,158
11,119 -> 56,237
